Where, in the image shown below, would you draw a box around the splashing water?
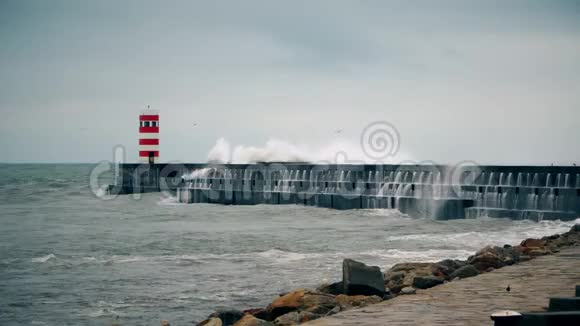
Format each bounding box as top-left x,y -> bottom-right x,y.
206,138 -> 413,164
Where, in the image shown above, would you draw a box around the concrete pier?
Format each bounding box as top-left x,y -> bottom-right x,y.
108,163 -> 580,220
305,246 -> 580,326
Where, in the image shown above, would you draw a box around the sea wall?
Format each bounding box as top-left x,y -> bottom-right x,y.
108,163 -> 580,220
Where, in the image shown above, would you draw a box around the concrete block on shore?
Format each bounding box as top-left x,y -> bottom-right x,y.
342,259 -> 385,297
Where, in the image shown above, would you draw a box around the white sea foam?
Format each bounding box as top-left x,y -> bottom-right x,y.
182,168 -> 215,181
86,308 -> 120,318
157,196 -> 181,206
361,248 -> 475,262
255,249 -> 322,263
386,218 -> 580,249
31,254 -> 56,263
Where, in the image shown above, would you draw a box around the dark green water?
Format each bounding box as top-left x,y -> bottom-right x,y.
0,164 -> 577,325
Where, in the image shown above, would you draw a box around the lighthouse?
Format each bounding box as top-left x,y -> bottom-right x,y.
138,108 -> 159,164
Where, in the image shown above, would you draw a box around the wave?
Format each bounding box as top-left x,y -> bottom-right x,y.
255,248 -> 324,263
31,254 -> 56,263
86,308 -> 121,318
182,168 -> 215,180
386,218 -> 580,249
360,248 -> 474,261
156,196 -> 182,206
106,249 -> 323,265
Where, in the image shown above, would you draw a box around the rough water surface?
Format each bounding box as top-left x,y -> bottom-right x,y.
0,164 -> 578,325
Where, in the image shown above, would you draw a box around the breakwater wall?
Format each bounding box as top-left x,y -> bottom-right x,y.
108,163 -> 580,221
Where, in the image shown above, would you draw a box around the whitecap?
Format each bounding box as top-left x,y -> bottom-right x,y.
361,248 -> 474,262
157,196 -> 181,206
385,218 -> 580,250
31,254 -> 56,263
87,308 -> 121,318
255,249 -> 322,263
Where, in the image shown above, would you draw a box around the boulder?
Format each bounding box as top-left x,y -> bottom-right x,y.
273,311 -> 299,326
274,311 -> 321,326
385,262 -> 448,293
412,276 -> 444,289
449,265 -> 479,279
304,304 -> 332,315
467,246 -> 519,271
400,287 -> 416,295
468,252 -> 504,272
243,308 -> 263,315
316,281 -> 343,295
436,259 -> 466,274
343,259 -> 385,297
208,309 -> 245,326
267,289 -> 337,320
520,238 -> 546,248
388,262 -> 450,278
198,318 -> 223,326
384,270 -> 408,293
233,315 -> 273,326
161,321 -> 171,326
336,294 -> 382,309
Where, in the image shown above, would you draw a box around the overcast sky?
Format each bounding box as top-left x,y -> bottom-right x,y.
1,0 -> 579,164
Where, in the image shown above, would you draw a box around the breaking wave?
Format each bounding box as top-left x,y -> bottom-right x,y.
31,254 -> 56,263
206,137 -> 412,164
386,218 -> 580,249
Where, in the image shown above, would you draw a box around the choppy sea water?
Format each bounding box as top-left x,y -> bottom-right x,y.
0,164 -> 578,325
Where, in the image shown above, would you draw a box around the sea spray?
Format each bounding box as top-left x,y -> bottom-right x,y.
206,138 -> 412,164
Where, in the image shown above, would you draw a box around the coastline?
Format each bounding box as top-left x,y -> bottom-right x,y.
191,224 -> 580,326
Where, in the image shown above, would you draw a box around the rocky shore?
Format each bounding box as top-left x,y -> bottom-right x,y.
183,224 -> 580,326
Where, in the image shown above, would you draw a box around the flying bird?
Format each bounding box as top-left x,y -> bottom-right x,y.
334,129 -> 343,134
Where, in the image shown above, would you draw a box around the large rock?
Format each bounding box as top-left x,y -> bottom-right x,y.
542,226 -> 580,249
467,245 -> 520,272
267,289 -> 337,320
520,238 -> 546,248
243,308 -> 270,321
198,318 -> 223,326
316,281 -> 343,295
384,262 -> 448,293
208,309 -> 245,326
412,276 -> 444,289
436,259 -> 466,274
384,270 -> 408,293
336,294 -> 382,309
399,287 -> 416,295
233,315 -> 273,326
274,311 -> 321,326
449,264 -> 479,279
342,259 -> 385,297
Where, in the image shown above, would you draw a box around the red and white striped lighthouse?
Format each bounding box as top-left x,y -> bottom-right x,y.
138,108 -> 159,164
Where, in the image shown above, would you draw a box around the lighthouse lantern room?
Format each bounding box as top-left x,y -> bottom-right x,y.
138,108 -> 159,164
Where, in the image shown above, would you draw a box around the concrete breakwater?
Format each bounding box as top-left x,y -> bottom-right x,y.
108,163 -> 580,220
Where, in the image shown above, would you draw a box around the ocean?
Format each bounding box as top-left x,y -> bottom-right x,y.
0,164 -> 577,325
